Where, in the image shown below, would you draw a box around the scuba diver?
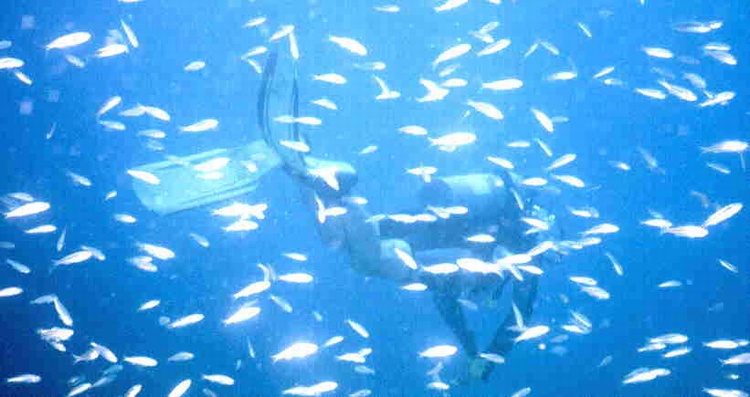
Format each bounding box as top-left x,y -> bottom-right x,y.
254,50 -> 560,382
130,48 -> 560,382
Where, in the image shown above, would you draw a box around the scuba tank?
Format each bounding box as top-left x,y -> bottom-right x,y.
418,173 -> 509,221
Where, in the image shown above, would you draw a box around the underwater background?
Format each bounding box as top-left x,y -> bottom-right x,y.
1,0 -> 749,396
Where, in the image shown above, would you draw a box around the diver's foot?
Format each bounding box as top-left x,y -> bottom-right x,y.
450,357 -> 493,387
468,356 -> 493,381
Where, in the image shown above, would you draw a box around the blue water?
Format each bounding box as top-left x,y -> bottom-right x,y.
1,0 -> 749,396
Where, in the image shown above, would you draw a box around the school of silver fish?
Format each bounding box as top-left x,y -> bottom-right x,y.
0,0 -> 747,396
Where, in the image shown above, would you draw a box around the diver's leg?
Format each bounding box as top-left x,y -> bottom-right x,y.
480,275 -> 539,380
425,274 -> 478,357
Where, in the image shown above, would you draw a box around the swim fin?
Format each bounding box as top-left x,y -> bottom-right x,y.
131,139 -> 281,215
